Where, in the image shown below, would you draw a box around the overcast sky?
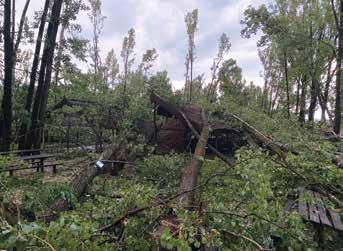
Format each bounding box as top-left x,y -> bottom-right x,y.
17,0 -> 271,89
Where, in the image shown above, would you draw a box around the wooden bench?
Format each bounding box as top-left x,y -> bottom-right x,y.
0,163 -> 63,176
286,188 -> 343,232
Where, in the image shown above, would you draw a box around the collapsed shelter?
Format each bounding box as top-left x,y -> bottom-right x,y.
149,92 -> 293,160
150,93 -> 248,157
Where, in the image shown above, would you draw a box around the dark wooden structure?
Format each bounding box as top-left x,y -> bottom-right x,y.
286,188 -> 343,232
150,92 -> 247,156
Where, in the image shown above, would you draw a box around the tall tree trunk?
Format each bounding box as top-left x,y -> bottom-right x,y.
14,0 -> 31,55
0,0 -> 13,152
334,0 -> 343,135
13,0 -> 31,83
295,78 -> 301,115
318,93 -> 334,125
11,0 -> 15,43
53,19 -> 66,86
18,0 -> 50,150
268,86 -> 273,114
189,56 -> 193,103
271,85 -> 280,114
26,0 -> 63,149
321,57 -> 334,121
308,78 -> 319,123
284,52 -> 291,118
308,22 -> 318,124
264,80 -> 270,111
299,76 -> 307,125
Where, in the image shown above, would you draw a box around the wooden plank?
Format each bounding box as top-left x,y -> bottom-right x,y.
313,192 -> 332,227
285,198 -> 294,212
298,188 -> 309,220
307,191 -> 320,224
308,204 -> 321,224
18,153 -> 55,161
328,210 -> 343,231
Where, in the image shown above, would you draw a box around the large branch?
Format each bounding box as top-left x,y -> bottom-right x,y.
225,113 -> 298,158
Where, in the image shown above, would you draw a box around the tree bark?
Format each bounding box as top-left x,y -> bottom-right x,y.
26,0 -> 63,149
18,0 -> 50,150
189,54 -> 193,103
308,78 -> 319,123
262,79 -> 269,111
11,0 -> 15,44
334,0 -> 343,135
318,93 -> 334,126
12,0 -> 31,88
295,78 -> 301,115
178,109 -> 209,207
284,52 -> 290,118
308,22 -> 319,124
53,20 -> 66,86
321,57 -> 334,121
271,85 -> 280,114
0,0 -> 13,152
14,0 -> 30,55
299,76 -> 307,125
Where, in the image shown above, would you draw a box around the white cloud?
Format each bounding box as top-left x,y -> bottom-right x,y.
15,0 -> 269,88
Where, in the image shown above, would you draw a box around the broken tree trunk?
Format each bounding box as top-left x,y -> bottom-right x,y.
38,142 -> 128,222
178,109 -> 209,207
225,113 -> 298,158
180,111 -> 236,167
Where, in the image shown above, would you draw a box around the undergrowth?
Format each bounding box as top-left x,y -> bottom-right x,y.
0,104 -> 342,250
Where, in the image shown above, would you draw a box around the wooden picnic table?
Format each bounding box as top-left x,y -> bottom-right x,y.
17,153 -> 56,172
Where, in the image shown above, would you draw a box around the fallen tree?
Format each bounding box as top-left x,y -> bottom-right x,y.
224,113 -> 298,158
38,142 -> 129,222
178,109 -> 210,207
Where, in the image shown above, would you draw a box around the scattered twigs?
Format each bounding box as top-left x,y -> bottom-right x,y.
207,211 -> 301,242
98,187 -> 197,232
270,157 -> 307,181
27,233 -> 57,251
222,230 -> 267,251
98,206 -> 151,232
98,166 -> 232,233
